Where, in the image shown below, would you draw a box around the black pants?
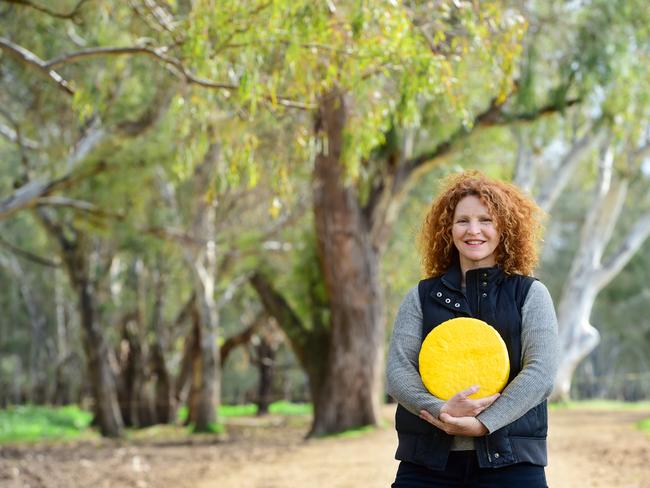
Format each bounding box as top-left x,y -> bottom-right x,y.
391,451 -> 548,488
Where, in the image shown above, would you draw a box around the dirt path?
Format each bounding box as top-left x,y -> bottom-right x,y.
1,406 -> 649,487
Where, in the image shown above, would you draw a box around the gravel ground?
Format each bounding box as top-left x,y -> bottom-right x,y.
1,406 -> 649,488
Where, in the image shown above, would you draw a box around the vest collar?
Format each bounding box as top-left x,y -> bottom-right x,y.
441,262 -> 504,291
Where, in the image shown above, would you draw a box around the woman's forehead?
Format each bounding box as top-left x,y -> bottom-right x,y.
454,194 -> 491,214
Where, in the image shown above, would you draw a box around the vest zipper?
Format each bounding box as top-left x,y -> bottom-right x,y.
476,274 -> 481,317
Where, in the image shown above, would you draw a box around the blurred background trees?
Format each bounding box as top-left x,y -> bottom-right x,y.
1,0 -> 649,438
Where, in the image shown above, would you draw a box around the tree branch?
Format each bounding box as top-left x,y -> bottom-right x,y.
0,83 -> 169,222
0,0 -> 91,20
363,92 -> 582,249
0,37 -> 74,95
35,196 -> 126,219
220,311 -> 265,367
536,124 -> 601,213
0,123 -> 39,149
596,212 -> 650,291
401,95 -> 582,178
42,44 -> 312,110
0,161 -> 107,221
1,32 -> 310,109
216,272 -> 251,309
249,272 -> 307,355
2,35 -> 313,109
0,234 -> 60,267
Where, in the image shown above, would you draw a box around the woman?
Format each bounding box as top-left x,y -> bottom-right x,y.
387,171 -> 559,487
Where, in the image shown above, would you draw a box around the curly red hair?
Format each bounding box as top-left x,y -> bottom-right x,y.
418,171 -> 544,277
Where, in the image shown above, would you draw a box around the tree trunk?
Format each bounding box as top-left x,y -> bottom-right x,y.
53,267 -> 76,405
76,272 -> 124,437
152,271 -> 172,423
0,253 -> 48,403
549,144 -> 650,400
249,272 -> 330,422
149,264 -> 173,423
37,214 -> 124,437
552,284 -> 601,401
186,305 -> 203,427
191,266 -> 220,431
118,317 -> 139,426
310,89 -> 385,435
255,338 -> 275,416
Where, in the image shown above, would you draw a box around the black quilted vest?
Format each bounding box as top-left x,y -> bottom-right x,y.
394,264 -> 548,470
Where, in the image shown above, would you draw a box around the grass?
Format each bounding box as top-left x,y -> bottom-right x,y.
637,417 -> 650,436
8,400 -> 648,444
549,399 -> 650,411
0,405 -> 94,443
324,425 -> 377,439
177,401 -> 312,422
268,401 -> 312,416
1,401 -> 312,444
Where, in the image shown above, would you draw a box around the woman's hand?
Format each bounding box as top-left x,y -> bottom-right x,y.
416,385 -> 498,437
439,385 -> 499,417
419,411 -> 488,437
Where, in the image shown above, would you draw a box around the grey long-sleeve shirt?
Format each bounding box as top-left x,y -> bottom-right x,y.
386,280 -> 559,450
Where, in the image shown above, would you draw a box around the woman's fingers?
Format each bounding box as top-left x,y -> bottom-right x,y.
450,385 -> 479,400
419,410 -> 435,423
443,386 -> 500,417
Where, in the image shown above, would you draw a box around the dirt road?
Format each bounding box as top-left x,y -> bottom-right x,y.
1,406 -> 648,487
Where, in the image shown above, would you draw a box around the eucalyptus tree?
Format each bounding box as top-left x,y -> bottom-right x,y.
0,1 -> 183,436
233,1 -> 534,435
0,0 -> 308,434
509,0 -> 650,400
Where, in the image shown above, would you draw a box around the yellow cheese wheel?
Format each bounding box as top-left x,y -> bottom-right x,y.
418,317 -> 509,400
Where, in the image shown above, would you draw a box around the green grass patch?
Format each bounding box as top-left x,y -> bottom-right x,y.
189,422 -> 225,434
637,417 -> 650,436
220,404 -> 259,417
326,425 -> 376,439
268,401 -> 312,416
177,401 -> 312,423
2,401 -> 312,444
0,405 -> 94,443
549,400 -> 650,411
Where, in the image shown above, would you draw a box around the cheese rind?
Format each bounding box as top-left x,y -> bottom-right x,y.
418,317 -> 510,401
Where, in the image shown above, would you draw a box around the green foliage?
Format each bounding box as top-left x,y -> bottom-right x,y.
3,0 -> 650,420
638,417 -> 650,436
0,405 -> 94,443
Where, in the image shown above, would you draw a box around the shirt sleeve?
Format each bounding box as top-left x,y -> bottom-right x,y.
386,286 -> 446,418
476,280 -> 560,433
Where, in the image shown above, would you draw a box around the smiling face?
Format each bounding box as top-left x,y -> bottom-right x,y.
452,195 -> 500,273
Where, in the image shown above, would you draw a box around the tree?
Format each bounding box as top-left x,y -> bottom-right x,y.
509,0 -> 650,400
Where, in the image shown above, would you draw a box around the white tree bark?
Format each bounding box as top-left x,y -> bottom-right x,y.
514,128 -> 650,401
155,145 -> 222,431
536,129 -> 599,213
512,124 -> 599,212
550,145 -> 650,400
